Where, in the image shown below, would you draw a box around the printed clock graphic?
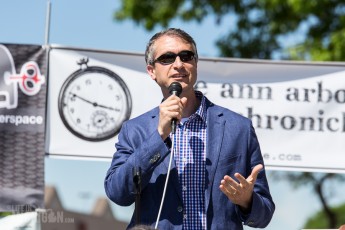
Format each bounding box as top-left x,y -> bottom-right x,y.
58,58 -> 132,141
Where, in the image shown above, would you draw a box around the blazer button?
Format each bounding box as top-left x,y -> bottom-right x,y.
149,153 -> 161,164
177,206 -> 183,212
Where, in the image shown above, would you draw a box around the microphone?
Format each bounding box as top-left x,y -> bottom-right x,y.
168,82 -> 182,134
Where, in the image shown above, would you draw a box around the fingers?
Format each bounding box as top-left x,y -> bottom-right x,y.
222,175 -> 241,190
233,164 -> 262,184
219,164 -> 263,208
221,164 -> 263,195
220,176 -> 245,206
158,95 -> 186,139
180,97 -> 188,107
219,179 -> 238,199
162,95 -> 185,120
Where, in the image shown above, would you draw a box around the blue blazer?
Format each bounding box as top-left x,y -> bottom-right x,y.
105,97 -> 275,229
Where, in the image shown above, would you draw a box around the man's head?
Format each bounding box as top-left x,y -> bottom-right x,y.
145,28 -> 198,65
145,28 -> 198,98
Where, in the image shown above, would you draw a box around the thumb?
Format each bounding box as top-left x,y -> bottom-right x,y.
181,97 -> 188,106
250,164 -> 263,181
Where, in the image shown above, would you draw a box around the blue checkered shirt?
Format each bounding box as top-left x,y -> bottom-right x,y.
172,91 -> 207,229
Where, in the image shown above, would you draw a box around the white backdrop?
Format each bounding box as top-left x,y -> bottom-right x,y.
46,46 -> 345,173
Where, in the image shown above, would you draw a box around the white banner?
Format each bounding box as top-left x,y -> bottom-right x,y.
46,46 -> 345,173
0,212 -> 40,230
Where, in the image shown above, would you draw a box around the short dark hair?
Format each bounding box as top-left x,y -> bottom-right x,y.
145,28 -> 198,65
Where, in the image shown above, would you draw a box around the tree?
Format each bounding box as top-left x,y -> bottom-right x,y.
114,0 -> 345,61
304,203 -> 345,229
272,172 -> 345,229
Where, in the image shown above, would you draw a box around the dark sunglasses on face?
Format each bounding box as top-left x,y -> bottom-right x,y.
153,50 -> 196,65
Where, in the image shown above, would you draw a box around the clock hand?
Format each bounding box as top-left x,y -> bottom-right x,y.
71,92 -> 94,105
97,103 -> 121,112
70,92 -> 120,111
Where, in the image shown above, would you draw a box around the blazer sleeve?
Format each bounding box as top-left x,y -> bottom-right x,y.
104,120 -> 170,206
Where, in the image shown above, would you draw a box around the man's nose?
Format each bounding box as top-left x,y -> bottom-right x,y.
172,56 -> 183,68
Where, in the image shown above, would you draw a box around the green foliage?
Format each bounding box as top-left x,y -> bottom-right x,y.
115,0 -> 345,61
115,0 -> 185,30
270,171 -> 345,228
303,203 -> 345,229
0,212 -> 12,217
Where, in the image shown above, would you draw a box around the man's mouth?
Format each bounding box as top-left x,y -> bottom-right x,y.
171,74 -> 187,79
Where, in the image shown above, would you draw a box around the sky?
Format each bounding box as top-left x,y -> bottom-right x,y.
1,0 -> 345,229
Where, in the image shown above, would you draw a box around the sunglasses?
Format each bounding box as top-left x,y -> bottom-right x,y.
153,50 -> 196,65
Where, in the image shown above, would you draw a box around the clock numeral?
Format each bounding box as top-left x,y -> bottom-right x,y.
108,84 -> 113,90
77,118 -> 81,124
70,95 -> 76,102
76,85 -> 81,90
70,108 -> 75,114
85,79 -> 91,85
115,95 -> 121,101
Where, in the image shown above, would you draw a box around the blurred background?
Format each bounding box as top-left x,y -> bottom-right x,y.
1,0 -> 345,229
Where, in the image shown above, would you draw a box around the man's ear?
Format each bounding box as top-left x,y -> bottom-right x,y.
146,65 -> 156,81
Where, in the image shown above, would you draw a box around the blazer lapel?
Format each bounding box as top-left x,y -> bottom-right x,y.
205,105 -> 225,211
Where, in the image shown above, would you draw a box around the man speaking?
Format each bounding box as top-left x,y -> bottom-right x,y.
105,28 -> 275,229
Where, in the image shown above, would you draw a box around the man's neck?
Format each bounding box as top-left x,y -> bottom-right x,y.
182,91 -> 200,118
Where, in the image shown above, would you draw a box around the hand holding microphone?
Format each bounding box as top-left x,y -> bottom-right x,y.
158,82 -> 186,139
168,82 -> 182,134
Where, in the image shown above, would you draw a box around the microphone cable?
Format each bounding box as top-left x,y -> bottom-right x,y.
155,82 -> 182,229
155,133 -> 176,229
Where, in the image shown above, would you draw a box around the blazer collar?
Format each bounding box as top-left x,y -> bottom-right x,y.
205,100 -> 225,212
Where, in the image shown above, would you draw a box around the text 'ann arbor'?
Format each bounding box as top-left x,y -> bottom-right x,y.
219,81 -> 345,133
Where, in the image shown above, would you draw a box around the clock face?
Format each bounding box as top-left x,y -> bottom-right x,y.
58,66 -> 132,141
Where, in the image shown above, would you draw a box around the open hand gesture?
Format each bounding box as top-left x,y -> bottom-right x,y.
219,164 -> 263,211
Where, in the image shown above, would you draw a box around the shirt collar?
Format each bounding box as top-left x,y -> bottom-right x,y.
194,90 -> 207,123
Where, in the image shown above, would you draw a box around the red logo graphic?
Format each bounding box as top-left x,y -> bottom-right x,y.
0,44 -> 45,109
5,61 -> 45,96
